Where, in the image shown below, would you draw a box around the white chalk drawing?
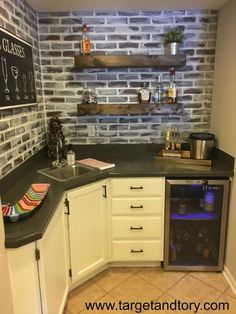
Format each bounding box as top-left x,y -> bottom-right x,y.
22,74 -> 27,93
11,66 -> 19,92
29,71 -> 34,93
1,57 -> 9,93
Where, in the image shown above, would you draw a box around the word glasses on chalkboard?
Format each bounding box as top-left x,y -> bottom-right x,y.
0,27 -> 37,109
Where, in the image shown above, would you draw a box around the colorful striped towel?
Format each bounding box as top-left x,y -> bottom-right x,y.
2,183 -> 50,222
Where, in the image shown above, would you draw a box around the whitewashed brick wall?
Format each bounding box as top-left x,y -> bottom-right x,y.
0,0 -> 45,177
38,10 -> 217,145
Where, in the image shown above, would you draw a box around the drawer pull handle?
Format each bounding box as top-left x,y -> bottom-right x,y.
130,205 -> 143,209
131,249 -> 143,253
130,226 -> 143,230
130,186 -> 143,190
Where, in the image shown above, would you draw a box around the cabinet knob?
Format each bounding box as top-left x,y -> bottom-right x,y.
131,249 -> 144,253
130,186 -> 143,190
130,226 -> 143,230
130,205 -> 143,209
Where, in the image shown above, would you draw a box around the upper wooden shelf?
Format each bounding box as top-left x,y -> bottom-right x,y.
77,103 -> 182,115
74,54 -> 186,68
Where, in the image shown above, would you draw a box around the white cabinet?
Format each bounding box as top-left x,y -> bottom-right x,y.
38,196 -> 69,314
7,196 -> 69,314
110,177 -> 165,262
7,242 -> 42,314
67,180 -> 108,285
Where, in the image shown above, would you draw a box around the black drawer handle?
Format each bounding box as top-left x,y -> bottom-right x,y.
130,205 -> 143,209
130,186 -> 143,190
130,226 -> 143,230
131,249 -> 144,253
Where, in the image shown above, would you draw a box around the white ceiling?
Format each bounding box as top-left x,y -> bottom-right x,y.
27,0 -> 228,12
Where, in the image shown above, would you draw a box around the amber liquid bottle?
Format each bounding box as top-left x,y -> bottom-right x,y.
81,24 -> 90,55
167,67 -> 178,103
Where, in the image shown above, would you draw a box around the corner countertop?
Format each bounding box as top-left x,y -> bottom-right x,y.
1,144 -> 234,248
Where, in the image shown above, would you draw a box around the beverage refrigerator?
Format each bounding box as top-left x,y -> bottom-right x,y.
164,179 -> 230,271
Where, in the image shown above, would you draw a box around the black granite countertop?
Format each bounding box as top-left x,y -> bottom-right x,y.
0,144 -> 234,248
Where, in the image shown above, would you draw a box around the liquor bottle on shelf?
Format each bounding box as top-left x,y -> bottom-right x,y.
167,67 -> 178,104
138,83 -> 151,104
179,188 -> 187,215
204,186 -> 215,212
202,232 -> 210,259
153,75 -> 163,104
81,24 -> 90,55
196,230 -> 204,255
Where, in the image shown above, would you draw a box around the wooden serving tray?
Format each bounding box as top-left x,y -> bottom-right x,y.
155,150 -> 212,166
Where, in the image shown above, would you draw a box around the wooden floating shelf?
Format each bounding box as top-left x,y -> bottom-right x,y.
77,103 -> 182,115
74,54 -> 186,68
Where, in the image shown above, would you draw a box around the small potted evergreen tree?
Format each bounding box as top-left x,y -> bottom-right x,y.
164,27 -> 184,55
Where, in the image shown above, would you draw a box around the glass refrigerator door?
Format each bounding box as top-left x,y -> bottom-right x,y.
165,180 -> 229,270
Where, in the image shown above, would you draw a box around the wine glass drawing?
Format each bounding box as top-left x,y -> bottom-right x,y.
29,71 -> 34,93
1,57 -> 10,93
22,74 -> 27,93
11,66 -> 19,93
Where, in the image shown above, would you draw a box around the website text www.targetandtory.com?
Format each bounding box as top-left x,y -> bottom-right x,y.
85,300 -> 230,313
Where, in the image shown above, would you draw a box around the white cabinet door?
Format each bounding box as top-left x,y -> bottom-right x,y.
38,196 -> 69,314
67,181 -> 108,284
7,242 -> 42,314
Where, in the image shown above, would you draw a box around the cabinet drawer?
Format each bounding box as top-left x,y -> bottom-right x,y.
111,241 -> 163,261
111,178 -> 165,197
111,197 -> 163,215
111,217 -> 162,240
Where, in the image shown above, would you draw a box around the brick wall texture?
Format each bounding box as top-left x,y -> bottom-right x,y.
0,4 -> 217,177
0,0 -> 45,177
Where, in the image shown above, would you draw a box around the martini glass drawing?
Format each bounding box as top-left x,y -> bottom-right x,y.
11,66 -> 19,92
1,57 -> 10,94
29,71 -> 34,93
22,74 -> 27,93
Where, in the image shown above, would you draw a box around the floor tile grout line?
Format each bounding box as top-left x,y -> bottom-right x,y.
188,272 -> 229,293
94,269 -> 135,294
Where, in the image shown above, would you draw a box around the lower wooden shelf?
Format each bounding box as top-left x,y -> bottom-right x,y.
77,103 -> 182,115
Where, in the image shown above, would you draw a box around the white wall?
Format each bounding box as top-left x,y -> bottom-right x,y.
0,199 -> 14,314
211,0 -> 236,288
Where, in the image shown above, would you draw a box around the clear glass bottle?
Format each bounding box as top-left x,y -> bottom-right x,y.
167,67 -> 178,103
153,75 -> 163,104
138,83 -> 151,104
81,24 -> 90,55
204,186 -> 215,212
66,144 -> 75,166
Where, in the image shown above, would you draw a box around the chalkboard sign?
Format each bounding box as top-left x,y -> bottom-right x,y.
0,27 -> 36,109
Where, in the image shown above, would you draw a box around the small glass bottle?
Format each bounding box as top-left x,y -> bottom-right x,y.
153,75 -> 163,104
81,24 -> 90,55
138,83 -> 151,104
66,144 -> 75,166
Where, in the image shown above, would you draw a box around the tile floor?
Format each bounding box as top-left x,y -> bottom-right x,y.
64,267 -> 236,313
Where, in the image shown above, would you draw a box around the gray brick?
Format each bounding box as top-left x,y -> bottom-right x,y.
2,164 -> 12,176
119,42 -> 139,49
96,43 -> 116,49
94,26 -> 116,33
61,18 -> 82,25
38,18 -> 60,24
97,74 -> 118,81
0,121 -> 9,131
84,18 -> 105,24
130,18 -> 150,24
108,35 -> 128,41
107,18 -> 128,24
152,17 -> 174,24
130,34 -> 150,40
175,17 -> 197,23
